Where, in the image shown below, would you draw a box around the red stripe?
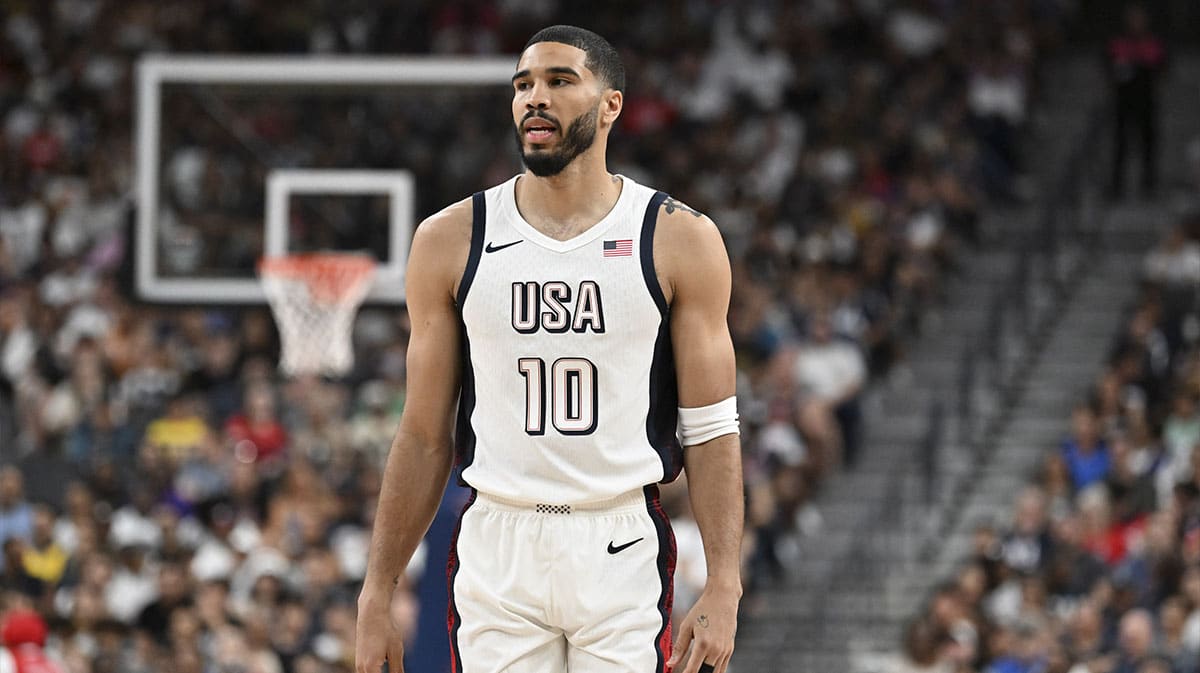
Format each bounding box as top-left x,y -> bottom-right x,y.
645,485 -> 676,672
446,490 -> 477,673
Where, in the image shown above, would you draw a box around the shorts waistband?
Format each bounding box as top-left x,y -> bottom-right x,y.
473,488 -> 651,515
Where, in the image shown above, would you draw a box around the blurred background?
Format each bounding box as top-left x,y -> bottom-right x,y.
0,1 -> 1199,672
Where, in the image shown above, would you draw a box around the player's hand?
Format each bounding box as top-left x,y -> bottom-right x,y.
667,581 -> 740,673
356,586 -> 406,673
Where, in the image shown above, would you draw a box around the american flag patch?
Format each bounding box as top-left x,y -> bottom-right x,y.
603,239 -> 633,257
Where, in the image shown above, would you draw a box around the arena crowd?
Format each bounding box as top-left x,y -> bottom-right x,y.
0,1 -> 1072,671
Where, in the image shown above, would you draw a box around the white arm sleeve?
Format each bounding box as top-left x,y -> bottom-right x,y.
677,396 -> 739,447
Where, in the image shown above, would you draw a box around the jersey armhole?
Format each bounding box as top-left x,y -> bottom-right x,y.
455,191 -> 487,309
639,191 -> 669,317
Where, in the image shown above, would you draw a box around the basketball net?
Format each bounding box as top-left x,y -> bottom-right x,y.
258,253 -> 376,377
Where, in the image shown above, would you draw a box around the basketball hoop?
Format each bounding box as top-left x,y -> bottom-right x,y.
258,253 -> 376,377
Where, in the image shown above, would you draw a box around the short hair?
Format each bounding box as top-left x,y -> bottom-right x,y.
524,25 -> 625,93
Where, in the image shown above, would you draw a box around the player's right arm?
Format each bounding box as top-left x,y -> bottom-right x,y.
355,199 -> 473,673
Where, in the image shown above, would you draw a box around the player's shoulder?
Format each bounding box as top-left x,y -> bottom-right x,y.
408,197 -> 475,295
652,194 -> 723,251
649,194 -> 729,302
413,196 -> 474,250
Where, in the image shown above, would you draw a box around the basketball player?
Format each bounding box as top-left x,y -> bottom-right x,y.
355,25 -> 743,673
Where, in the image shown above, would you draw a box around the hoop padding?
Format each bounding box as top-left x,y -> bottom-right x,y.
259,253 -> 376,377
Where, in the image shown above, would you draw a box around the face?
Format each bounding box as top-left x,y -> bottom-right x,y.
511,42 -> 618,177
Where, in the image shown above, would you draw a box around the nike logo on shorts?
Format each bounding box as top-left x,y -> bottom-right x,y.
485,240 -> 523,253
607,538 -> 644,554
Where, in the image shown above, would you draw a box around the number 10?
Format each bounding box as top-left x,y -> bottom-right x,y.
517,357 -> 598,435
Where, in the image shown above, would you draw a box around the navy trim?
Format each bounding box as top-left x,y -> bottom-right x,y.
641,192 -> 682,482
456,192 -> 486,308
644,485 -> 676,673
647,319 -> 682,481
454,192 -> 486,479
446,489 -> 479,673
640,191 -> 669,316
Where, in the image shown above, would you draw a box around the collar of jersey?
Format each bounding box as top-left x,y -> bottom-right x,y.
504,174 -> 632,254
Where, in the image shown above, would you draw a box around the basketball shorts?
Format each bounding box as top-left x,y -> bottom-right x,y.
447,485 -> 676,673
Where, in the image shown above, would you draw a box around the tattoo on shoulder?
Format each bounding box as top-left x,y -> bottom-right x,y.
611,175 -> 621,184
662,197 -> 703,218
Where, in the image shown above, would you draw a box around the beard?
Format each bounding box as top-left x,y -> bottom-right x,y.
514,105 -> 599,177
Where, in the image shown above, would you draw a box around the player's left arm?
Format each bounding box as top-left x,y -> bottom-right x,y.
657,199 -> 743,673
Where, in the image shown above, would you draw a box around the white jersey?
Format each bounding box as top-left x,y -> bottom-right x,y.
454,175 -> 682,505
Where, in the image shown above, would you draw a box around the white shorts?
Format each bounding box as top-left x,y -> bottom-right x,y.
447,486 -> 676,673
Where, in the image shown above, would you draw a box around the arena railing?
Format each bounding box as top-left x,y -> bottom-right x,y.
920,100 -> 1109,562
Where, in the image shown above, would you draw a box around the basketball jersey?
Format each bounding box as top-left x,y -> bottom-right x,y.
454,175 -> 683,505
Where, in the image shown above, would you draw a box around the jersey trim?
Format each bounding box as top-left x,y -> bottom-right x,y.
454,193 -> 486,476
647,318 -> 682,480
505,174 -> 635,254
446,489 -> 479,673
641,192 -> 683,480
456,192 -> 487,307
644,485 -> 676,672
639,191 -> 669,316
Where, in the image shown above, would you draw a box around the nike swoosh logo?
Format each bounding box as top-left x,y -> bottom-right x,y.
484,240 -> 523,253
607,538 -> 644,554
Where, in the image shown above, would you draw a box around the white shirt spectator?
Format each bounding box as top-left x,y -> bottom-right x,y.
109,506 -> 161,551
969,70 -> 1027,124
794,339 -> 867,402
40,268 -> 98,308
887,8 -> 946,58
105,559 -> 158,623
758,420 -> 807,467
1145,237 -> 1200,287
0,202 -> 46,275
190,536 -> 237,583
671,513 -> 706,624
1,323 -> 36,385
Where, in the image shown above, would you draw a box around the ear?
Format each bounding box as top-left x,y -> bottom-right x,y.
600,89 -> 622,127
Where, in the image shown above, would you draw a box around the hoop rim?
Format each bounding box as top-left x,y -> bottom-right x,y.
258,252 -> 377,306
258,251 -> 377,276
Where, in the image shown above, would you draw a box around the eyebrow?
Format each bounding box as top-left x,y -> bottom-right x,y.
511,66 -> 583,83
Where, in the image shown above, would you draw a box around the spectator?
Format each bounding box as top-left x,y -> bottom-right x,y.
1106,3 -> 1167,199
224,383 -> 288,465
143,395 -> 210,465
1105,432 -> 1158,522
1144,225 -> 1200,290
135,561 -> 192,645
1000,488 -> 1052,575
20,506 -> 66,587
1061,406 -> 1110,491
1063,601 -> 1107,663
346,380 -> 402,467
886,617 -> 952,673
792,312 -> 867,469
0,469 -> 33,556
1158,596 -> 1196,673
1113,609 -> 1155,673
1163,390 -> 1200,483
0,608 -> 64,673
105,542 -> 158,625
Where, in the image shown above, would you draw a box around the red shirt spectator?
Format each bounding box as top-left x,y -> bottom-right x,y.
224,384 -> 287,463
0,609 -> 64,673
21,127 -> 61,172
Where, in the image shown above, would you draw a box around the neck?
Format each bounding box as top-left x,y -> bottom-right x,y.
515,149 -> 621,241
